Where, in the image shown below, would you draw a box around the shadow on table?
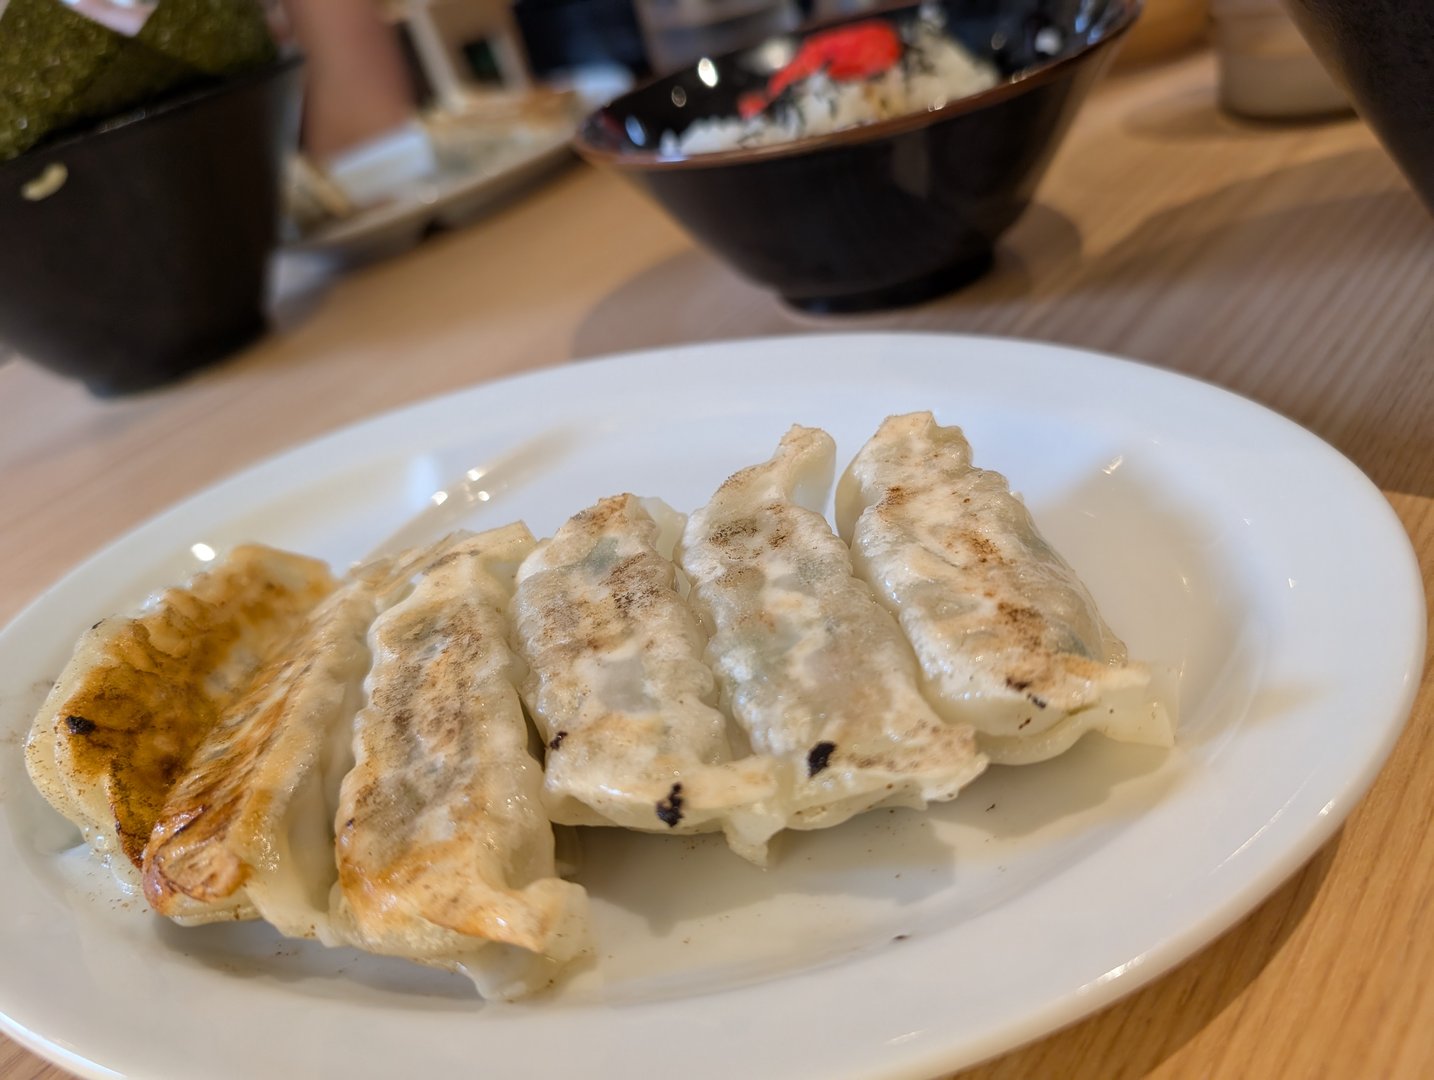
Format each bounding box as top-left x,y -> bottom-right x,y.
948,830 -> 1344,1080
569,246 -> 793,357
579,144 -> 1433,498
567,201 -> 1082,358
1120,81 -> 1360,145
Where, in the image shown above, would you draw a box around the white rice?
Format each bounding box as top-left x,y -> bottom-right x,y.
661,23 -> 1000,157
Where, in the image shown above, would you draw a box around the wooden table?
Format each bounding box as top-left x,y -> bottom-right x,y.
2,49 -> 1431,1080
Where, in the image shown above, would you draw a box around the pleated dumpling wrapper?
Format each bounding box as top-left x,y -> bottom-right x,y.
678,426 -> 987,832
835,412 -> 1175,765
141,544 -> 440,931
333,523 -> 590,1000
513,494 -> 784,865
24,545 -> 337,896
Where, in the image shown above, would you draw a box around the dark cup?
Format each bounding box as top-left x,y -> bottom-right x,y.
1282,0 -> 1434,215
575,2 -> 1138,313
0,57 -> 302,396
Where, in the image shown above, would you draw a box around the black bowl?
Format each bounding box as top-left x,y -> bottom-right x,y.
1282,0 -> 1434,216
0,57 -> 302,396
575,1 -> 1139,313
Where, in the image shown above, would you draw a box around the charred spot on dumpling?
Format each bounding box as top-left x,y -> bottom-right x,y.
807,741 -> 837,777
1005,676 -> 1032,692
1028,694 -> 1048,710
655,783 -> 684,827
425,547 -> 474,573
574,498 -> 624,528
707,517 -> 760,548
549,730 -> 568,751
714,565 -> 763,591
65,715 -> 97,736
996,601 -> 1046,650
388,708 -> 413,736
607,554 -> 662,616
964,533 -> 1001,564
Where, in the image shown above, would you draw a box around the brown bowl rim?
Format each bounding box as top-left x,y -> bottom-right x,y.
572,0 -> 1142,172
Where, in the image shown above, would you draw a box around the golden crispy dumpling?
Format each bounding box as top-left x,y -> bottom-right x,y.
140,554 -> 407,930
24,546 -> 336,888
333,525 -> 590,999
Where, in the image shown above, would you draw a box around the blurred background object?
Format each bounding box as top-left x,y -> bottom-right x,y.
808,0 -> 880,18
512,0 -> 650,95
0,0 -> 277,161
0,54 -> 301,395
577,0 -> 1141,312
279,0 -> 588,262
284,0 -> 435,210
1281,0 -> 1434,214
0,0 -> 297,394
632,0 -> 802,75
405,0 -> 532,112
284,0 -> 421,162
1114,0 -> 1208,67
1210,0 -> 1347,119
283,0 -> 586,263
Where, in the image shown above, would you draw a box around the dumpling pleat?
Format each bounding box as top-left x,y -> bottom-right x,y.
679,426 -> 988,834
140,546 -> 431,931
332,524 -> 590,1000
836,412 -> 1175,765
513,494 -> 784,865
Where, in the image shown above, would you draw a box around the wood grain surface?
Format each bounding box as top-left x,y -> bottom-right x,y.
2,49 -> 1431,1079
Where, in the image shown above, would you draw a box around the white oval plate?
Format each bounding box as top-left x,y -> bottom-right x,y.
0,335 -> 1423,1080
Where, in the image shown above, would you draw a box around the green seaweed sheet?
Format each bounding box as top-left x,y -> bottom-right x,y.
0,0 -> 276,161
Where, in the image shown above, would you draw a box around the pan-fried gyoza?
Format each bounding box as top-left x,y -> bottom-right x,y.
678,426 -> 988,831
334,525 -> 590,999
141,551 -> 424,933
836,412 -> 1174,764
24,546 -> 336,893
24,413 -> 1174,999
513,494 -> 783,865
